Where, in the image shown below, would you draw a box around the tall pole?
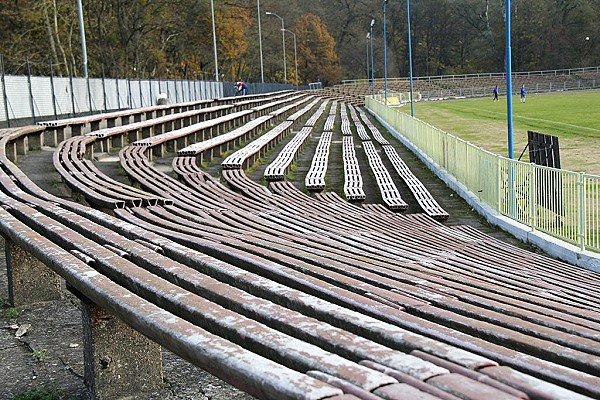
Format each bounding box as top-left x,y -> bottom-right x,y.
266,12 -> 286,83
284,29 -> 298,90
370,19 -> 375,97
76,0 -> 88,78
1,55 -> 10,127
506,0 -> 516,218
506,0 -> 514,159
257,0 -> 264,83
366,33 -> 370,82
210,0 -> 219,81
26,57 -> 36,123
384,0 -> 388,104
407,0 -> 415,117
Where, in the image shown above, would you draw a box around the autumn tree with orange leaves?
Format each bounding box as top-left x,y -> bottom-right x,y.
294,14 -> 340,85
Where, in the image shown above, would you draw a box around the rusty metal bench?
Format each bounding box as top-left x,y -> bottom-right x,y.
264,99 -> 328,181
342,135 -> 366,201
362,141 -> 408,210
2,122 -> 600,400
37,98 -> 214,145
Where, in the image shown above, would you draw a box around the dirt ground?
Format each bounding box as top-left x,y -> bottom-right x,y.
0,243 -> 257,400
0,107 -> 536,399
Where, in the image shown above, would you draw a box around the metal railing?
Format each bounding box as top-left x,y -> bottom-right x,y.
343,66 -> 600,85
366,96 -> 600,253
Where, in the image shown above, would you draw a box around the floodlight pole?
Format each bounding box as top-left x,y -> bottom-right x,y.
257,0 -> 264,83
370,19 -> 375,97
76,0 -> 88,78
383,0 -> 388,104
506,0 -> 514,159
506,0 -> 517,218
283,29 -> 298,90
366,33 -> 370,81
210,0 -> 219,81
407,0 -> 415,117
266,12 -> 286,83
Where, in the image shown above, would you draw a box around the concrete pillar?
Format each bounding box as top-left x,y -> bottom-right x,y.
28,131 -> 43,151
81,298 -> 163,399
44,128 -> 59,147
5,240 -> 63,307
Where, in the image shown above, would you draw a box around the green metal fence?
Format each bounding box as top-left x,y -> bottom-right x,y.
366,96 -> 600,253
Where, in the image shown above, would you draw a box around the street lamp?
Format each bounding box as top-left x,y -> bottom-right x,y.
506,0 -> 514,159
283,29 -> 298,90
383,0 -> 388,104
257,0 -> 264,83
210,0 -> 219,81
266,11 -> 287,83
366,32 -> 370,82
370,18 -> 375,97
76,0 -> 88,78
406,0 -> 414,116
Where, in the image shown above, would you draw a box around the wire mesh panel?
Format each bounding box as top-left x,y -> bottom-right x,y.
31,77 -> 53,119
4,76 -> 30,120
89,78 -> 104,113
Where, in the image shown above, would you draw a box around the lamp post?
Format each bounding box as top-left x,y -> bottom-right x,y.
283,29 -> 298,90
366,32 -> 370,82
383,0 -> 388,104
76,0 -> 88,78
407,0 -> 414,117
257,0 -> 264,83
370,18 -> 375,97
210,0 -> 219,81
266,11 -> 287,83
506,0 -> 514,159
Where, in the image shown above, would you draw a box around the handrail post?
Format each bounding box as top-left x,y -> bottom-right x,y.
496,154 -> 502,212
529,163 -> 536,230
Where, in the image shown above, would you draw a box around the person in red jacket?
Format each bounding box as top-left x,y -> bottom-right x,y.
235,81 -> 250,96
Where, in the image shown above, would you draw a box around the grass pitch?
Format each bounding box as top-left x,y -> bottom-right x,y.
413,90 -> 600,175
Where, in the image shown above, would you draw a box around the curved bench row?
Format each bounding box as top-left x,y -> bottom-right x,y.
264,98 -> 328,181
2,103 -> 600,400
305,131 -> 333,191
112,130 -> 600,398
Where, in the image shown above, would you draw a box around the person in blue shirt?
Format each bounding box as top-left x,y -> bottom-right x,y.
520,84 -> 527,103
492,85 -> 499,102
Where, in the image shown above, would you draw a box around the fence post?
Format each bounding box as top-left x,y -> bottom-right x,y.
149,78 -> 154,106
138,76 -> 143,107
87,71 -> 93,115
127,77 -> 132,108
174,78 -> 179,103
101,66 -> 107,112
577,172 -> 586,251
26,57 -> 36,123
1,54 -> 11,127
49,58 -> 58,120
115,77 -> 121,109
70,62 -> 76,116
